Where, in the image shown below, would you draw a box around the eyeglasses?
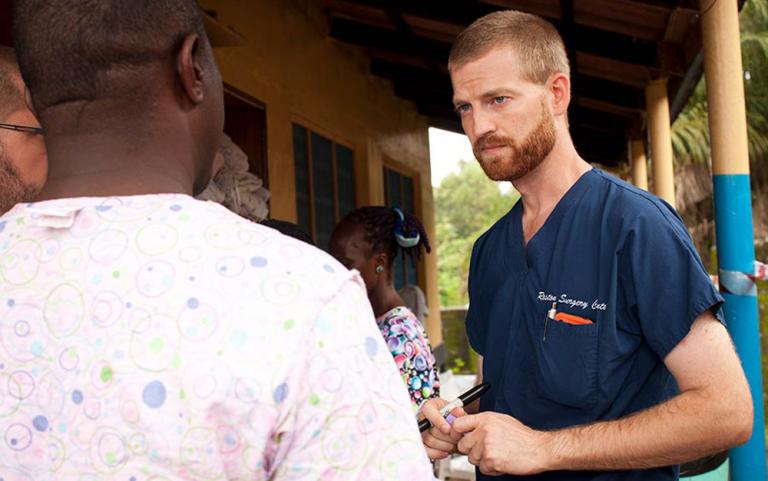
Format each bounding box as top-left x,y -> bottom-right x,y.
0,123 -> 43,135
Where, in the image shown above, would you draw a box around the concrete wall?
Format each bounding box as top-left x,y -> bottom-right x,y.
200,0 -> 443,344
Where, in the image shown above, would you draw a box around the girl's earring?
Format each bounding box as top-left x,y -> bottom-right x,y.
375,265 -> 384,274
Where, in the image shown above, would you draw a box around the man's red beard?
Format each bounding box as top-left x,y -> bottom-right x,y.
473,103 -> 556,182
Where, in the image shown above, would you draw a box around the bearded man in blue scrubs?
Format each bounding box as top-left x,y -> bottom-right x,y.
420,10 -> 753,481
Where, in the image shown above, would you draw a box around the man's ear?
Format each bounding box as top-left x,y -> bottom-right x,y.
549,72 -> 571,117
176,33 -> 205,105
24,87 -> 38,118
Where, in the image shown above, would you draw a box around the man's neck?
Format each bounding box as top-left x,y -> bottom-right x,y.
35,109 -> 200,201
513,137 -> 591,217
512,135 -> 592,243
37,168 -> 193,200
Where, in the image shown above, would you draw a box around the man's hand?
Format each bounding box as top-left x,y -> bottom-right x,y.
452,412 -> 552,476
419,398 -> 466,460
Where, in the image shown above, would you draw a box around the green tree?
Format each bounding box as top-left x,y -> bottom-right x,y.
434,160 -> 519,306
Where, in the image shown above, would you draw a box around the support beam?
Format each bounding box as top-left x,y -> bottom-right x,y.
574,0 -> 672,41
700,0 -> 766,479
328,12 -> 662,88
629,139 -> 648,191
327,6 -> 659,67
575,52 -> 652,89
645,78 -> 676,207
483,0 -> 688,42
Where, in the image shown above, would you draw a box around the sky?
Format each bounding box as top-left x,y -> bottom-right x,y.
428,127 -> 474,187
428,127 -> 512,193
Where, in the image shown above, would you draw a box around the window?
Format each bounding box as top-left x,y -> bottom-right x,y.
293,123 -> 356,250
224,87 -> 268,186
383,165 -> 419,290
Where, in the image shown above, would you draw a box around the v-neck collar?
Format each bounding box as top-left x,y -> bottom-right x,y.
509,168 -> 597,271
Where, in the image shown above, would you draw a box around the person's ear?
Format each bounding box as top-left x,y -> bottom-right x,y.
375,252 -> 389,272
548,72 -> 571,117
176,33 -> 205,105
24,87 -> 38,118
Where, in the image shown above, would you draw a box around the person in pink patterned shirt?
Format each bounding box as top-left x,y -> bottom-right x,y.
330,206 -> 440,411
3,1 -> 435,479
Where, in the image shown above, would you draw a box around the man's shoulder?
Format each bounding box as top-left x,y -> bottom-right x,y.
179,197 -> 357,301
589,171 -> 696,261
592,169 -> 675,216
590,169 -> 686,232
4,194 -> 357,308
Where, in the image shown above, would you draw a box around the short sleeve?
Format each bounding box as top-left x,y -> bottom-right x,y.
268,276 -> 435,481
619,202 -> 724,360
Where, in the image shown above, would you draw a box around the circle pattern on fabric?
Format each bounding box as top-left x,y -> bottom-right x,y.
142,381 -> 166,409
2,304 -> 49,362
215,256 -> 245,277
179,428 -> 223,479
88,230 -> 129,264
136,224 -> 179,256
44,284 -> 85,339
91,291 -> 123,328
321,415 -> 366,470
8,371 -> 35,402
129,316 -> 179,372
5,423 -> 32,451
0,373 -> 22,417
178,302 -> 218,341
1,240 -> 41,285
261,276 -> 300,306
59,247 -> 84,271
135,261 -> 176,298
89,427 -> 128,474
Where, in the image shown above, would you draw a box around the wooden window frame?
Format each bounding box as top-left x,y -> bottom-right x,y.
223,84 -> 269,188
292,121 -> 355,244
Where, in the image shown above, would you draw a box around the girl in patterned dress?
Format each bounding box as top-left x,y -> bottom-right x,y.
330,206 -> 440,411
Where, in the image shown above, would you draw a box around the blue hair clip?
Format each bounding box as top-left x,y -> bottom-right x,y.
393,207 -> 420,248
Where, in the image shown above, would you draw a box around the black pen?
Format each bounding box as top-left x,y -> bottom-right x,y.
418,382 -> 491,432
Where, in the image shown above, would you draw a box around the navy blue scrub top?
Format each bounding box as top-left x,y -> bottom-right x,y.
466,169 -> 724,481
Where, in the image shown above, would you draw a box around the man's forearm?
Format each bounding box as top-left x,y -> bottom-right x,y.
543,388 -> 752,471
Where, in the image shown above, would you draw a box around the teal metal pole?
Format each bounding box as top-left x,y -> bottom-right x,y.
714,175 -> 766,480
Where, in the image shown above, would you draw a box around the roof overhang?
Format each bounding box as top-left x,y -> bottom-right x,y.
321,0 -> 745,168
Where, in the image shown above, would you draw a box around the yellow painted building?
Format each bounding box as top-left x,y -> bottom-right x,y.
199,0 -> 443,345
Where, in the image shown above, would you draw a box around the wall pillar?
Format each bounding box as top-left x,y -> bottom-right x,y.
630,138 -> 649,191
645,78 -> 676,207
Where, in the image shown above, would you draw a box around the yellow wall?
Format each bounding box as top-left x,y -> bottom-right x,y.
200,0 -> 443,344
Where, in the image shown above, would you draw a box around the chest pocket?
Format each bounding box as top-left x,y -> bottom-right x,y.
533,318 -> 599,410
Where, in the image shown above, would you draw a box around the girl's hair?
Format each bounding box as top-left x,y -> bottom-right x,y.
343,206 -> 431,267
